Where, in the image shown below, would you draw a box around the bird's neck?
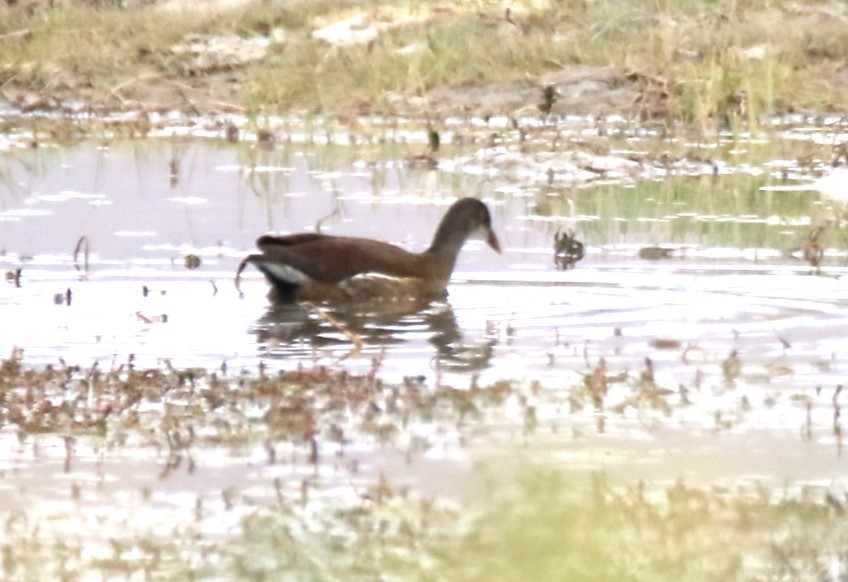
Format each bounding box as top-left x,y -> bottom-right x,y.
423,222 -> 468,280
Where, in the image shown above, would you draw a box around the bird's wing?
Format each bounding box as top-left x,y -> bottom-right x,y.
254,235 -> 429,284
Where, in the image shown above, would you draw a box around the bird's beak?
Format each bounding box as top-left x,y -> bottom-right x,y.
487,229 -> 502,254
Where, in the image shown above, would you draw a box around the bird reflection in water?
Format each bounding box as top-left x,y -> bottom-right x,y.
251,300 -> 495,374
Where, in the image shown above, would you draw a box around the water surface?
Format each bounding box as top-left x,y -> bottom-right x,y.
2,137 -> 848,548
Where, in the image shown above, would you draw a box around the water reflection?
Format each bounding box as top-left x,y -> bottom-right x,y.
253,301 -> 495,373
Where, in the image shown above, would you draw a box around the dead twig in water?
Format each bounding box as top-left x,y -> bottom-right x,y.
73,236 -> 89,275
234,257 -> 250,297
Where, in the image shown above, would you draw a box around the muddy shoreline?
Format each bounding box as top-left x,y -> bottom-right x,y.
2,0 -> 847,128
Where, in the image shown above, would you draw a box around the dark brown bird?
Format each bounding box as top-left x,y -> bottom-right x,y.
238,198 -> 501,303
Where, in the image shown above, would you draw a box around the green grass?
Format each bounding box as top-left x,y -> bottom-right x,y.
5,463 -> 844,580
0,7 -> 178,94
428,470 -> 848,581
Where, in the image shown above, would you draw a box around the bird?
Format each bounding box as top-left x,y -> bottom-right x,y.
237,198 -> 501,304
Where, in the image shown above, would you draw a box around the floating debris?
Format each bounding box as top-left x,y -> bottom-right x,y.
722,350 -> 742,382
184,254 -> 201,269
257,129 -> 276,150
427,125 -> 440,153
649,338 -> 682,350
638,246 -> 676,260
225,122 -> 239,143
142,285 -> 166,297
538,84 -> 558,115
405,125 -> 440,169
53,288 -> 72,306
5,268 -> 21,287
553,229 -> 585,270
136,311 -> 168,323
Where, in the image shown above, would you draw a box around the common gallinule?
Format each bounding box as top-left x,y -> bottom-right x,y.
238,198 -> 501,303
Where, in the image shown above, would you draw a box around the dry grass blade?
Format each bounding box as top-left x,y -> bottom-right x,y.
0,29 -> 32,43
314,207 -> 340,234
234,256 -> 250,297
303,302 -> 364,358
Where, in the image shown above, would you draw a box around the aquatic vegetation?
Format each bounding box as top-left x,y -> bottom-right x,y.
0,342 -> 846,578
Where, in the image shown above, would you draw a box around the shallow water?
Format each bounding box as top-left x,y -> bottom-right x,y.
2,139 -> 845,380
2,135 -> 848,569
